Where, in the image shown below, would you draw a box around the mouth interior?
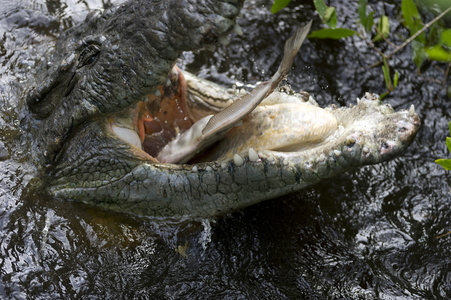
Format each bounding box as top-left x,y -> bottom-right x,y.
110,66 -> 342,164
111,66 -> 202,162
137,66 -> 194,158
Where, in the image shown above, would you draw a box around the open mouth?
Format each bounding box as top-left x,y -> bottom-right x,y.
109,24 -> 331,165
106,22 -> 420,167
109,64 -> 346,165
110,65 -> 222,163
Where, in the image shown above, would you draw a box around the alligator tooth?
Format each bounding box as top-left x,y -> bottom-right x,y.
111,124 -> 142,150
233,23 -> 243,36
218,35 -> 230,46
409,104 -> 415,116
165,79 -> 171,87
206,166 -> 213,172
248,148 -> 259,162
356,97 -> 360,104
192,166 -> 198,172
233,154 -> 244,166
170,65 -> 178,75
363,146 -> 369,154
333,150 -> 341,157
154,89 -> 161,97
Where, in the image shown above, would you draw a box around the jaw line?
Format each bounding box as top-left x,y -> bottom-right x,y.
108,84 -> 420,169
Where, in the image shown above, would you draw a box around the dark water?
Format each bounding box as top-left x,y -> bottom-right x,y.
1,0 -> 450,298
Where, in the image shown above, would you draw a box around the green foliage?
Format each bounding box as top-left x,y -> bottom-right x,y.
426,29 -> 451,62
402,0 -> 427,67
373,15 -> 390,42
313,0 -> 337,28
436,123 -> 451,170
307,0 -> 356,39
402,0 -> 425,42
400,0 -> 451,67
308,28 -> 356,39
359,0 -> 374,34
271,0 -> 451,170
271,0 -> 291,14
380,57 -> 399,99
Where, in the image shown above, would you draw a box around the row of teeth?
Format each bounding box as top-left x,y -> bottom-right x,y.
175,94 -> 415,170
191,148 -> 259,172
189,142 -> 351,173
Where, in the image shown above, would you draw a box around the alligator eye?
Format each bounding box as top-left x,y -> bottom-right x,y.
78,44 -> 100,68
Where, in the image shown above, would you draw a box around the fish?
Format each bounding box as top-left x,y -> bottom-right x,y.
157,20 -> 313,163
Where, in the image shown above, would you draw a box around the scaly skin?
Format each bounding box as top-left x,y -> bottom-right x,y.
21,0 -> 420,217
48,88 -> 420,217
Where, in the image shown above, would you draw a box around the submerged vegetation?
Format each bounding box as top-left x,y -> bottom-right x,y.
272,0 -> 451,168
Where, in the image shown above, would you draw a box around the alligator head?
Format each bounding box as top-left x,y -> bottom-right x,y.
26,0 -> 420,218
27,0 -> 241,162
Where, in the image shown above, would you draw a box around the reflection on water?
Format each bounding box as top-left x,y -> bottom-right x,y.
0,0 -> 450,298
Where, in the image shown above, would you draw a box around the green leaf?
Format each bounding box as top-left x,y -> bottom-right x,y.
358,0 -> 368,26
436,122 -> 451,170
435,159 -> 451,170
308,28 -> 356,39
313,0 -> 337,28
313,0 -> 327,19
426,45 -> 451,62
271,0 -> 292,14
402,0 -> 421,31
358,0 -> 374,33
324,7 -> 337,28
440,29 -> 451,47
366,12 -> 374,34
401,0 -> 425,43
446,136 -> 451,152
382,57 -> 392,90
373,15 -> 390,42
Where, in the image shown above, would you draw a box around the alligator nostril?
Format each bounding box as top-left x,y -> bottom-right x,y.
381,141 -> 389,149
399,126 -> 407,133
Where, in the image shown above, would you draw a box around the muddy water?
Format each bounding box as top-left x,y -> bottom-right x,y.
0,0 -> 450,298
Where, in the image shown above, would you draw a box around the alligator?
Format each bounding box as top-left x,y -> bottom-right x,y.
15,0 -> 420,218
